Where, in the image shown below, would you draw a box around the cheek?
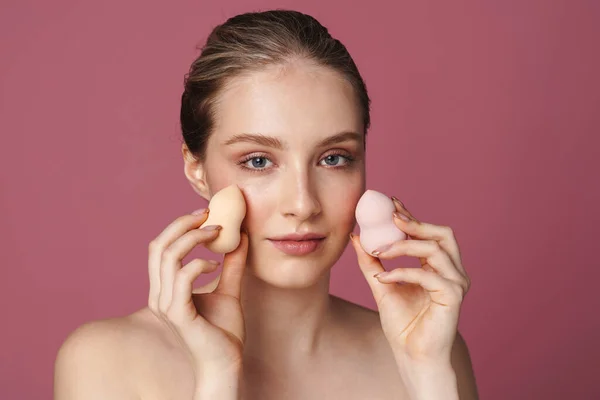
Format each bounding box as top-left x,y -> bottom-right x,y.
322,177 -> 365,229
236,183 -> 276,232
205,164 -> 237,195
204,157 -> 276,232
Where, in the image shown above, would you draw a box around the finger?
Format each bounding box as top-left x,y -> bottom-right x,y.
158,225 -> 222,313
376,267 -> 465,308
391,202 -> 465,276
349,233 -> 395,304
373,240 -> 464,285
215,231 -> 249,299
169,258 -> 220,322
148,210 -> 210,312
391,197 -> 416,219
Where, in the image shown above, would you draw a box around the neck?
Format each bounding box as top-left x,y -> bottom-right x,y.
239,270 -> 334,371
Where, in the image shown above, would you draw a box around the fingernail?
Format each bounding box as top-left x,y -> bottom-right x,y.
371,243 -> 393,256
349,233 -> 355,240
374,271 -> 389,278
393,211 -> 411,222
201,225 -> 221,231
192,208 -> 208,215
391,196 -> 405,209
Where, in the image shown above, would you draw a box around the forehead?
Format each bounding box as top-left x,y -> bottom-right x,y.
212,62 -> 363,140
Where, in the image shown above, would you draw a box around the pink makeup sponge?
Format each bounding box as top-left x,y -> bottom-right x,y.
199,184 -> 247,254
355,189 -> 407,254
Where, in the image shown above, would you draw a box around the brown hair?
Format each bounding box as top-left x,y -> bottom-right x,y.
180,9 -> 371,161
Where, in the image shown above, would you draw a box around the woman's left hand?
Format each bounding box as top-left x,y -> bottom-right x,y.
349,198 -> 471,364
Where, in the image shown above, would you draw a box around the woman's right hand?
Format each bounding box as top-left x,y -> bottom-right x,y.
147,208 -> 249,375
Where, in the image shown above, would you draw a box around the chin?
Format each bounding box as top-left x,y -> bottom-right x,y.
245,237 -> 344,289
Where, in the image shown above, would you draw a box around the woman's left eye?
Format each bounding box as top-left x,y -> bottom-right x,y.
320,153 -> 354,167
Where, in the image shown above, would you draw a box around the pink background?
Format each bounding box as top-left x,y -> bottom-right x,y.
1,1 -> 599,399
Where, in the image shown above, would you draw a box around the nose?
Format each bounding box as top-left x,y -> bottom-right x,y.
279,167 -> 322,221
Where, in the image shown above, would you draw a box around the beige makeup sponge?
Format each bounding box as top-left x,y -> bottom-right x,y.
355,189 -> 407,254
200,184 -> 247,254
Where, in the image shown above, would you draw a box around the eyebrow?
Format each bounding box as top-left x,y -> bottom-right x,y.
223,131 -> 362,150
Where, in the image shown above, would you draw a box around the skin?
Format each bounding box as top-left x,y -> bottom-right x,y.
54,60 -> 478,399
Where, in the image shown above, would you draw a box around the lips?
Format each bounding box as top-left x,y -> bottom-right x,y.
266,231 -> 325,255
268,232 -> 326,241
268,237 -> 325,255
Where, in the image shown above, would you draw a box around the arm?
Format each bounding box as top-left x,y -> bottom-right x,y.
450,331 -> 479,400
54,322 -> 137,400
396,331 -> 479,400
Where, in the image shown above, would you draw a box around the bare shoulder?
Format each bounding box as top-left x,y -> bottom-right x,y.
329,295 -> 384,337
328,295 -> 399,367
54,308 -> 193,400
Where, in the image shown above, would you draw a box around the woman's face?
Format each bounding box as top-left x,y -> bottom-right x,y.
196,62 -> 365,288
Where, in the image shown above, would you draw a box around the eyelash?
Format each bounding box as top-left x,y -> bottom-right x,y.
237,151 -> 356,173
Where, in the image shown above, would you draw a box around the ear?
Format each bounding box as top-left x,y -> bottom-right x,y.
182,143 -> 210,201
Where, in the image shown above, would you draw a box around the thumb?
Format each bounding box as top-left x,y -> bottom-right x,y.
215,231 -> 249,299
349,234 -> 392,304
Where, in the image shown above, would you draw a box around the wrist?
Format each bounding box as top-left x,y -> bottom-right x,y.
396,359 -> 459,400
193,364 -> 242,400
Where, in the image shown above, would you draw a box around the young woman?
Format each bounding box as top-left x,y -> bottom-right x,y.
55,10 -> 478,400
